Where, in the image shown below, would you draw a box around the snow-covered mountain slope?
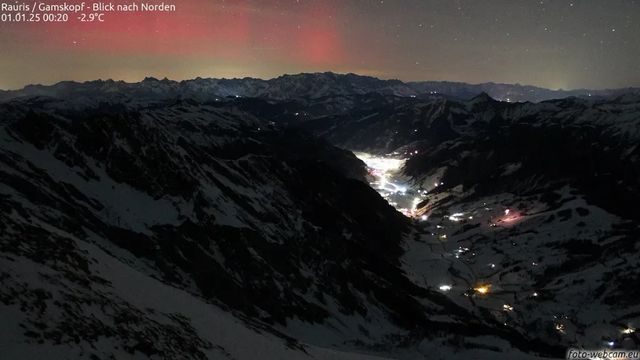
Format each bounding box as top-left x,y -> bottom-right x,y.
312,92 -> 640,352
0,234 -> 388,360
0,96 -> 403,340
402,187 -> 640,352
310,92 -> 640,161
407,95 -> 640,350
0,94 -> 566,359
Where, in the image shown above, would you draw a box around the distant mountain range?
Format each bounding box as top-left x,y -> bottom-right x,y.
1,72 -> 638,103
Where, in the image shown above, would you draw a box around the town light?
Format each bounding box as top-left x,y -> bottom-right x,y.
474,284 -> 491,295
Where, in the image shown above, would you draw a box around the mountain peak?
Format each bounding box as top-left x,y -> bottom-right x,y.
470,92 -> 496,103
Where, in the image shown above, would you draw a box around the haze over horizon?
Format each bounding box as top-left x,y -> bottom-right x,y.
1,0 -> 638,91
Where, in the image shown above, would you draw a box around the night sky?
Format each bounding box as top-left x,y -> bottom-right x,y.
0,0 -> 638,90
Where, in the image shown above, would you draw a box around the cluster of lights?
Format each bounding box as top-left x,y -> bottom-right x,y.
432,203 -> 576,337
448,212 -> 465,222
501,208 -> 522,223
453,246 -> 469,257
359,156 -> 552,335
357,152 -> 433,218
490,208 -> 524,227
447,212 -> 475,222
622,327 -> 636,335
474,284 -> 491,295
356,153 -> 404,174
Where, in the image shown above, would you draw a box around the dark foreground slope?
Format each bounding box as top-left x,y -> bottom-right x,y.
0,95 -> 563,359
0,96 -> 416,357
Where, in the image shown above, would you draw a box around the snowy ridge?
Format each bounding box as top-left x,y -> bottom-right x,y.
1,72 -> 638,104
